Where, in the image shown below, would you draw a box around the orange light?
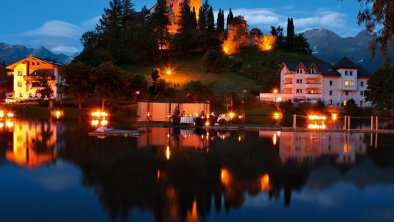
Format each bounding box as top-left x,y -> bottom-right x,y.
7,112 -> 14,118
308,123 -> 327,130
273,112 -> 282,120
205,121 -> 210,127
0,122 -> 4,128
100,119 -> 108,126
91,120 -> 99,127
308,115 -> 327,121
0,111 -> 4,118
166,145 -> 171,160
259,35 -> 276,51
6,121 -> 14,128
272,133 -> 277,146
273,89 -> 278,94
260,174 -> 271,191
157,170 -> 161,180
166,69 -> 172,75
228,112 -> 235,119
221,168 -> 230,186
332,113 -> 338,121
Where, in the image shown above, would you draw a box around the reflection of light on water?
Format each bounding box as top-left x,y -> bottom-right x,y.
157,170 -> 161,180
308,123 -> 326,130
186,200 -> 198,222
6,120 -> 57,168
91,120 -> 99,127
260,174 -> 270,191
166,146 -> 171,160
272,133 -> 277,146
343,143 -> 351,154
221,168 -> 230,186
6,121 -> 14,128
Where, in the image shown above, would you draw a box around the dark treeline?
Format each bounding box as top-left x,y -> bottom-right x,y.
76,0 -> 232,66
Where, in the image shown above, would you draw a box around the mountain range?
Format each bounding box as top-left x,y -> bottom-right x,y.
304,29 -> 393,72
0,43 -> 74,65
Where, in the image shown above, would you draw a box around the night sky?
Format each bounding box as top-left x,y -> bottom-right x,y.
0,0 -> 365,55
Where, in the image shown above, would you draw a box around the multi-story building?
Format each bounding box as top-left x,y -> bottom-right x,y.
6,56 -> 63,102
260,57 -> 372,107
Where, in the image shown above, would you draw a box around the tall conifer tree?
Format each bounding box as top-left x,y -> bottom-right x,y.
207,7 -> 215,33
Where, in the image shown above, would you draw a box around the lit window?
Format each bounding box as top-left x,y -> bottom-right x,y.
344,80 -> 354,86
17,82 -> 22,87
19,93 -> 23,98
18,71 -> 23,76
344,100 -> 347,106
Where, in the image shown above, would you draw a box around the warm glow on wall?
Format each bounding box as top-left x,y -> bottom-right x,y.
259,35 -> 276,51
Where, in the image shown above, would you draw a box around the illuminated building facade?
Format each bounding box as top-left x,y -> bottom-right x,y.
261,57 -> 371,107
6,56 -> 63,102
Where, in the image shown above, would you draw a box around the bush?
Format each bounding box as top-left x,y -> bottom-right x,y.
202,49 -> 228,73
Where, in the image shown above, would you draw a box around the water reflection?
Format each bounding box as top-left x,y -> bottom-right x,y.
2,119 -> 62,168
1,123 -> 394,222
277,132 -> 367,165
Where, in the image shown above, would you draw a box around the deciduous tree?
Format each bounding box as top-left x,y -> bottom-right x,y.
365,67 -> 394,111
357,0 -> 394,66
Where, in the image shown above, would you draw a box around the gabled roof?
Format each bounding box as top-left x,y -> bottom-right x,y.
334,56 -> 358,69
282,61 -> 341,76
282,62 -> 299,71
334,56 -> 371,77
6,56 -> 61,70
315,63 -> 341,76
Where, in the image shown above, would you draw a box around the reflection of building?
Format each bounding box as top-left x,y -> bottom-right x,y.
278,132 -> 367,164
5,120 -> 60,168
138,127 -> 209,150
6,56 -> 63,102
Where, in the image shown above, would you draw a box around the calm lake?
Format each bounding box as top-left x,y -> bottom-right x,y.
0,118 -> 394,222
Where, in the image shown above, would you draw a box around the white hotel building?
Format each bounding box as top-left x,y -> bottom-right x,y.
260,57 -> 372,107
